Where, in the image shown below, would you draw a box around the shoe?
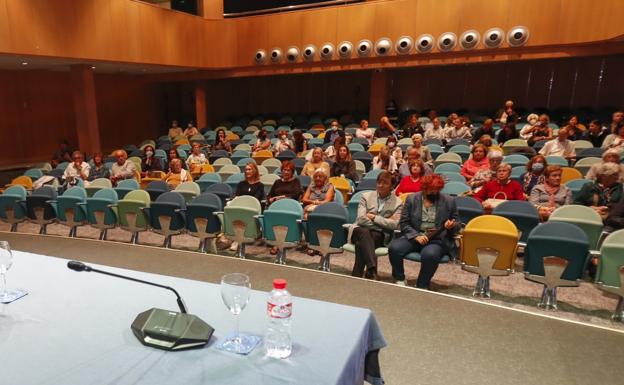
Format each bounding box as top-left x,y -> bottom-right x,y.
395,280 -> 407,286
269,246 -> 279,255
365,268 -> 379,281
229,241 -> 239,251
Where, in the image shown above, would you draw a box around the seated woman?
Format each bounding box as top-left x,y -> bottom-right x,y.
460,144 -> 489,183
267,161 -> 302,205
331,145 -> 357,182
529,165 -> 573,220
302,169 -> 335,219
165,158 -> 191,189
388,174 -> 459,289
372,145 -> 398,174
469,150 -> 502,191
291,130 -> 308,156
395,159 -> 425,196
585,149 -> 624,183
183,121 -> 199,138
235,162 -> 265,202
88,152 -> 110,181
409,134 -> 432,164
273,130 -> 294,156
477,134 -> 493,150
520,155 -> 548,195
351,171 -> 402,279
386,136 -> 404,165
496,122 -> 519,145
185,142 -> 208,174
322,136 -> 346,161
574,162 -> 623,220
141,145 -> 162,178
302,147 -> 330,177
525,114 -> 553,146
213,128 -> 232,153
251,129 -> 271,153
168,120 -> 182,139
473,163 -> 526,213
519,114 -> 539,140
355,119 -> 373,145
168,148 -> 187,169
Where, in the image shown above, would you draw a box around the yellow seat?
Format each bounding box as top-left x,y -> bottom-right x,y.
226,133 -> 240,141
318,132 -> 326,139
399,193 -> 411,203
560,167 -> 583,184
191,164 -> 215,179
6,176 -> 33,191
252,150 -> 274,165
489,145 -> 503,153
140,171 -> 166,189
460,215 -> 519,297
329,176 -> 351,204
368,143 -> 385,157
175,139 -> 190,146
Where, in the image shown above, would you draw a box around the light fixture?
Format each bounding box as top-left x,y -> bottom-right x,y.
395,36 -> 414,55
459,30 -> 480,50
356,39 -> 372,57
286,46 -> 300,63
483,27 -> 504,48
338,41 -> 353,58
416,34 -> 434,53
437,32 -> 457,52
507,26 -> 530,47
254,49 -> 266,64
302,44 -> 316,61
374,38 -> 392,56
21,62 -> 28,66
320,43 -> 335,60
270,48 -> 283,63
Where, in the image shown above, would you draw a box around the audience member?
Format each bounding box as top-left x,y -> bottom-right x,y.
473,163 -> 526,212
401,113 -> 424,139
602,125 -> 624,151
529,165 -> 572,220
267,161 -> 302,204
525,114 -> 553,146
110,150 -> 137,186
213,129 -> 232,153
496,100 -> 518,124
183,121 -> 199,138
235,162 -> 265,202
469,150 -> 502,190
539,126 -> 576,159
373,116 -> 396,138
323,136 -> 346,161
355,119 -> 374,145
497,122 -> 519,144
586,120 -> 607,148
168,120 -> 183,139
324,120 -> 345,145
444,117 -> 472,141
63,151 -> 90,182
351,171 -> 402,279
389,174 -> 459,289
252,129 -> 272,153
477,134 -> 493,150
443,113 -> 458,130
372,145 -> 398,173
141,145 -> 162,177
574,162 -> 623,219
399,147 -> 433,178
608,111 -> 624,134
520,154 -> 548,194
51,140 -> 73,168
386,136 -> 404,164
409,134 -> 432,164
168,149 -> 187,169
423,117 -> 445,141
302,147 -> 330,177
460,144 -> 489,182
291,130 -> 308,155
302,168 -> 335,219
165,158 -> 190,188
273,130 -> 294,155
88,152 -> 110,181
520,114 -> 539,139
472,119 -> 496,143
395,159 -> 425,196
331,145 -> 357,182
185,142 -> 208,174
585,149 -> 624,182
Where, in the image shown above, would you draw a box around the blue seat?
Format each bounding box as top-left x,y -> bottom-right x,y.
448,145 -> 471,162
145,180 -> 170,202
363,169 -> 383,180
524,222 -> 590,310
205,183 -> 233,208
185,193 -> 223,253
196,173 -> 222,192
565,179 -> 591,201
23,186 -> 58,234
236,158 -> 256,172
454,196 -> 483,226
81,188 -> 118,240
114,179 -> 140,200
225,173 -> 245,191
55,186 -> 88,237
209,150 -> 230,164
353,152 -> 373,171
577,147 -> 604,159
231,151 -> 251,165
355,178 -> 377,193
511,166 -> 525,181
293,158 -> 307,175
438,172 -> 467,184
0,186 -> 28,231
441,181 -> 470,196
493,200 -> 540,245
304,202 -> 348,271
276,150 -> 296,161
434,163 -> 462,173
423,139 -> 443,147
298,175 -> 311,191
348,143 -> 366,153
545,156 -> 568,166
503,154 -> 530,168
143,191 -> 187,248
258,199 -> 304,264
347,191 -> 366,223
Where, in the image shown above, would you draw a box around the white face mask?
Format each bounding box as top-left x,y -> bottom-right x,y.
145,151 -> 153,157
388,142 -> 396,148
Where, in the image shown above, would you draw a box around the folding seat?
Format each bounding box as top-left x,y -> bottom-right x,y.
576,148 -> 603,160
329,176 -> 351,204
565,179 -> 591,201
434,163 -> 461,174
351,137 -> 370,149
0,186 -> 27,231
362,169 -> 383,181
573,157 -> 601,176
297,175 -> 311,191
524,222 -> 590,310
80,188 -> 118,240
236,158 -> 256,172
56,162 -> 69,171
260,174 -> 280,196
549,205 -> 605,252
595,230 -> 624,321
23,168 -> 43,181
423,139 -> 443,147
353,160 -> 366,181
217,164 -> 241,182
397,138 -> 413,152
185,193 -> 223,253
205,183 -> 233,208
252,150 -> 274,165
112,189 -> 150,244
261,158 -> 282,174
434,153 -> 462,168
54,186 -> 88,237
448,145 -> 471,162
143,191 -> 186,248
85,178 -> 113,198
493,200 -> 540,246
292,158 -> 306,175
231,150 -> 251,165
352,152 -> 373,172
346,191 -> 365,224
454,196 -> 483,226
5,176 -> 33,192
209,150 -> 230,164
438,172 -> 467,185
348,143 -> 366,153
174,181 -> 201,203
502,139 -> 529,155
503,154 -> 530,169
511,166 -> 525,180
303,202 -> 348,271
460,215 -> 519,297
216,195 -> 262,258
545,156 -> 568,166
560,167 -> 583,184
196,173 -> 222,192
447,139 -> 470,148
225,173 -> 245,191
23,186 -> 58,234
573,140 -> 593,152
354,178 -> 377,193
114,179 -> 139,199
212,157 -> 232,172
373,138 -> 388,146
368,143 -> 385,157
440,181 -> 470,196
276,150 -> 296,162
258,199 -> 304,264
426,144 -> 444,160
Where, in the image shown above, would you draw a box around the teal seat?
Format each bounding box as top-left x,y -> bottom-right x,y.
143,192 -> 186,248
493,200 -> 540,246
113,189 -> 150,244
55,186 -> 88,237
448,145 -> 471,162
304,202 -> 348,271
231,150 -> 251,165
524,222 -> 590,310
434,163 -> 462,173
596,230 -> 624,321
549,205 -> 604,251
24,186 -> 58,234
24,168 -> 44,181
185,193 -> 223,253
205,183 -> 233,208
363,169 -> 383,180
225,173 -> 245,191
545,156 -> 568,166
81,188 -> 118,240
565,179 -> 591,201
503,155 -> 530,168
114,179 -> 140,199
511,166 -> 525,180
0,186 -> 27,232
438,172 -> 467,184
217,195 -> 262,258
86,178 -> 113,198
197,173 -> 222,192
258,199 -> 304,264
347,191 -> 366,223
455,196 -> 483,226
441,181 -> 470,196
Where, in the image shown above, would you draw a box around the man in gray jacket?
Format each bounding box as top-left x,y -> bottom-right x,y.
351,171 -> 403,280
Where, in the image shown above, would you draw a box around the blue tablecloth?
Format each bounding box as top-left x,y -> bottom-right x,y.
0,251 -> 386,385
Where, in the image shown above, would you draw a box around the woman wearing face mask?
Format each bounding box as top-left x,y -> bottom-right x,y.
302,147 -> 330,177
529,165 -> 572,221
520,114 -> 539,140
141,145 -> 162,178
372,145 -> 398,174
272,130 -> 293,156
388,174 -> 459,289
526,114 -> 553,146
520,155 -> 548,194
386,136 -> 404,165
252,129 -> 271,153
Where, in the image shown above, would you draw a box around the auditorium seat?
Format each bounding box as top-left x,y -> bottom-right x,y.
185,193 -> 223,253
258,198 -> 304,264
0,185 -> 28,232
493,201 -> 540,246
261,158 -> 282,174
54,186 -> 88,237
304,202 -> 348,272
81,188 -> 118,240
549,205 -> 605,252
434,153 -> 462,168
595,230 -> 624,321
23,186 -> 58,235
212,157 -> 233,172
440,181 -> 470,196
174,181 -> 201,202
217,164 -> 241,182
114,179 -> 140,199
434,163 -> 462,174
225,173 -> 245,191
85,178 -> 113,198
217,195 -> 262,258
204,183 -> 233,208
454,196 -> 483,226
143,191 -> 187,248
5,176 -> 33,192
113,189 -> 151,244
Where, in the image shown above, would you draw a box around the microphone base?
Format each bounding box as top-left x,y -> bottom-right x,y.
131,308 -> 214,351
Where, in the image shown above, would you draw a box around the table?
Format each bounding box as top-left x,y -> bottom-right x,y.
0,251 -> 385,385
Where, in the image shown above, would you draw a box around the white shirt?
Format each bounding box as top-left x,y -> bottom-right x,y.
63,162 -> 91,180
444,126 -> 472,141
539,139 -> 576,158
372,155 -> 398,173
355,128 -> 373,144
424,126 -> 445,141
186,153 -> 208,168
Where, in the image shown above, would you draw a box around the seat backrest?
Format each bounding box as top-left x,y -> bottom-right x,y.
175,181 -> 201,196
438,172 -> 467,184
93,188 -> 118,202
434,163 -> 462,173
597,229 -> 624,287
89,178 -> 113,189
122,189 -> 151,204
454,196 -> 483,222
212,157 -> 233,167
189,192 -> 223,209
199,173 -> 222,182
441,181 -> 470,196
61,186 -> 87,200
218,164 -> 241,175
117,179 -> 139,189
347,191 -> 365,223
461,215 -> 519,270
32,186 -> 57,198
363,169 -> 383,180
227,195 -> 262,211
560,167 -> 583,184
155,191 -> 186,207
493,200 -> 540,243
545,156 -> 567,166
267,198 -> 303,214
306,202 -> 349,248
9,176 -> 33,190
549,205 -> 604,249
3,185 -> 27,198
434,153 -> 462,164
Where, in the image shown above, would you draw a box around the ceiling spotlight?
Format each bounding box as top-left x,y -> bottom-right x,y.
416,34 -> 434,53
483,27 -> 504,48
356,39 -> 373,57
395,36 -> 414,55
507,26 -> 530,47
437,32 -> 457,52
21,62 -> 28,66
459,30 -> 480,50
375,38 -> 392,56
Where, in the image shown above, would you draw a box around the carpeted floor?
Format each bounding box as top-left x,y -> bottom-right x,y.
2,220 -> 622,332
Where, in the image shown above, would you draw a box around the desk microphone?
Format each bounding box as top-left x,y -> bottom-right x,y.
67,260 -> 214,351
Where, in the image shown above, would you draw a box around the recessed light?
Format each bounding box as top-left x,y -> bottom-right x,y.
91,66 -> 96,69
21,62 -> 28,66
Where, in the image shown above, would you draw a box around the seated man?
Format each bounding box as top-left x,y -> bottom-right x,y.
165,158 -> 191,188
63,150 -> 90,183
351,171 -> 402,280
473,163 -> 525,212
388,174 -> 459,289
574,162 -> 623,220
110,150 -> 137,186
539,127 -> 576,160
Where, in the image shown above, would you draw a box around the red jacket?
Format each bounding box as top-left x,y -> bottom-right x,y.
473,179 -> 526,202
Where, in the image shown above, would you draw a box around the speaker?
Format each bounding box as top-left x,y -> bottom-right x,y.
416,34 -> 434,53
320,43 -> 335,60
483,27 -> 504,48
286,46 -> 300,63
507,26 -> 529,47
270,48 -> 283,63
395,36 -> 414,55
338,41 -> 353,58
302,44 -> 316,61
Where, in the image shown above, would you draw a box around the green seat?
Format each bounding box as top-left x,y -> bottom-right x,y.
217,165 -> 241,182
174,181 -> 201,203
185,193 -> 223,253
524,222 -> 590,310
258,199 -> 304,264
55,186 -> 88,237
114,189 -> 150,244
143,191 -> 186,248
573,157 -> 601,176
24,168 -> 44,181
261,158 -> 282,174
114,179 -> 140,199
304,202 -> 348,271
81,188 -> 118,240
212,157 -> 232,172
549,205 -> 604,251
434,163 -> 462,173
197,173 -> 222,192
260,174 -> 281,196
596,230 -> 624,321
434,153 -> 462,168
217,195 -> 262,258
86,178 -> 113,197
0,186 -> 27,232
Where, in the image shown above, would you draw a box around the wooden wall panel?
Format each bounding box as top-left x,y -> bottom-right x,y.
0,0 -> 9,49
458,0 -> 510,33
300,7 -> 337,60
507,0 -> 562,47
108,0 -> 141,62
235,17 -> 269,67
336,5 -> 377,45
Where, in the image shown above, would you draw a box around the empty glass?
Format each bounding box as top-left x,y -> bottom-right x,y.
0,241 -> 15,303
220,273 -> 254,353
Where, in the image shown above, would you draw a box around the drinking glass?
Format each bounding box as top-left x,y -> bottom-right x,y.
220,273 -> 253,353
0,241 -> 14,303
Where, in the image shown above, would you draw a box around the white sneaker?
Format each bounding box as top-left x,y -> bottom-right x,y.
395,280 -> 407,286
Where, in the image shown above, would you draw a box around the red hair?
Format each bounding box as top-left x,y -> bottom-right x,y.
422,174 -> 445,191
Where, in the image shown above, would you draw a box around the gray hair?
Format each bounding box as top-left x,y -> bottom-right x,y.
488,150 -> 503,159
596,162 -> 621,178
497,162 -> 512,172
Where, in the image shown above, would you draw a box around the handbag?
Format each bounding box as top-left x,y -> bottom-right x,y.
484,191 -> 507,208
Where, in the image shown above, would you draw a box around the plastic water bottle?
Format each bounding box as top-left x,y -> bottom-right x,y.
265,278 -> 292,358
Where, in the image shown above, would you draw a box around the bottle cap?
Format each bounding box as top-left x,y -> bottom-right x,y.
273,278 -> 287,289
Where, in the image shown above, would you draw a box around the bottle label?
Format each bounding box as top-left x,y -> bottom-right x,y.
268,302 -> 292,319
